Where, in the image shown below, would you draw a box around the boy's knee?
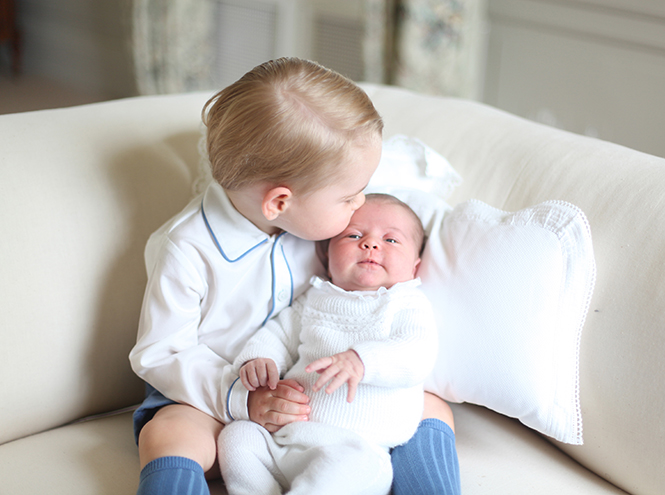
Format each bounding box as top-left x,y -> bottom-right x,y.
422,392 -> 455,432
138,405 -> 221,471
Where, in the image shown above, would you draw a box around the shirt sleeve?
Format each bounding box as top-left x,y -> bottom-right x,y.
129,238 -> 244,424
352,291 -> 438,388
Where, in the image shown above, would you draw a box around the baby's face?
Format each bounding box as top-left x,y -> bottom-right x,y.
327,200 -> 422,292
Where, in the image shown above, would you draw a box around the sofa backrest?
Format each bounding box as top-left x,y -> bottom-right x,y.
0,92 -> 211,445
360,83 -> 665,495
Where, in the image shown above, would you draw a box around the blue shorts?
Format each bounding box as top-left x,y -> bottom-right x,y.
132,383 -> 177,444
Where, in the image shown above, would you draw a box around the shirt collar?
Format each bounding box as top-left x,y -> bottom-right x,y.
202,182 -> 273,261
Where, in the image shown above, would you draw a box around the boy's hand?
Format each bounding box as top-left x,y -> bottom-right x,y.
239,358 -> 279,391
306,350 -> 364,403
248,379 -> 310,433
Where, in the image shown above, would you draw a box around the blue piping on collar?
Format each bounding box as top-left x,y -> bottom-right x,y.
201,201 -> 294,327
201,200 -> 267,262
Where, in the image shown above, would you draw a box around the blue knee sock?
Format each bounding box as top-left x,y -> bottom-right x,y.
391,418 -> 461,495
137,456 -> 210,495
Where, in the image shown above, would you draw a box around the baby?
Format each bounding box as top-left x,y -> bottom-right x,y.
218,193 -> 438,495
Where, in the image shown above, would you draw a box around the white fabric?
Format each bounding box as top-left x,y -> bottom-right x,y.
419,198 -> 594,445
221,277 -> 436,494
129,182 -> 324,423
369,134 -> 463,201
219,420 -> 392,495
235,277 -> 438,448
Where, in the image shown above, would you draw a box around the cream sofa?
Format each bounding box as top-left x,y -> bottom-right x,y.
1,83 -> 663,495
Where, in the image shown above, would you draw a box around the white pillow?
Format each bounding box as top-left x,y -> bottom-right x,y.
416,197 -> 595,445
369,135 -> 463,201
367,185 -> 594,445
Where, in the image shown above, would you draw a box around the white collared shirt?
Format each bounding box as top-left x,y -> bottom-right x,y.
129,182 -> 324,423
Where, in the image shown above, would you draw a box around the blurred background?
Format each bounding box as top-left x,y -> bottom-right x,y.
1,0 -> 663,158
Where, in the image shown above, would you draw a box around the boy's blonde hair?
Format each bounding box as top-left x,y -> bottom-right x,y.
202,58 -> 383,194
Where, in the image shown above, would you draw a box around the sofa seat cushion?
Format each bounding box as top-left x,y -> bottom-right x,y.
0,405 -> 626,494
0,409 -> 231,495
452,403 -> 627,494
0,411 -> 140,494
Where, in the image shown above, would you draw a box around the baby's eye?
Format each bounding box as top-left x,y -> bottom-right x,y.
385,238 -> 398,244
348,234 -> 361,239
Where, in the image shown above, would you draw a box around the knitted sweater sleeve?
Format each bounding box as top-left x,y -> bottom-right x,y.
233,298 -> 304,376
353,292 -> 438,388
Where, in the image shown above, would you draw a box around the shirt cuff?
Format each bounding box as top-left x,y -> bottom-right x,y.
226,377 -> 251,421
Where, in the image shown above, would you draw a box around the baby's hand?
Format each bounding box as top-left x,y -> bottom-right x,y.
239,358 -> 280,391
305,350 -> 364,403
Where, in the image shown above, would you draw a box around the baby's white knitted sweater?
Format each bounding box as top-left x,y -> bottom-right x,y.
235,277 -> 438,448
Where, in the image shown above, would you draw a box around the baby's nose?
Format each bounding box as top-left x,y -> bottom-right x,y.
362,240 -> 378,249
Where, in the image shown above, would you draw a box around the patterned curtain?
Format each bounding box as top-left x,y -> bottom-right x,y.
364,0 -> 486,99
132,0 -> 215,95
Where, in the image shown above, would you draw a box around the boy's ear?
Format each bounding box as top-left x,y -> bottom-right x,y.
262,186 -> 293,221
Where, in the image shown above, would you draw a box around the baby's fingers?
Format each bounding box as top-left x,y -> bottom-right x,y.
345,376 -> 360,403
255,359 -> 279,390
240,366 -> 258,391
321,369 -> 348,396
265,361 -> 280,390
305,356 -> 333,374
240,359 -> 279,391
311,363 -> 342,392
321,370 -> 360,402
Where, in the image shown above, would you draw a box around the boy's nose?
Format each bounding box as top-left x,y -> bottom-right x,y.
362,240 -> 378,250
